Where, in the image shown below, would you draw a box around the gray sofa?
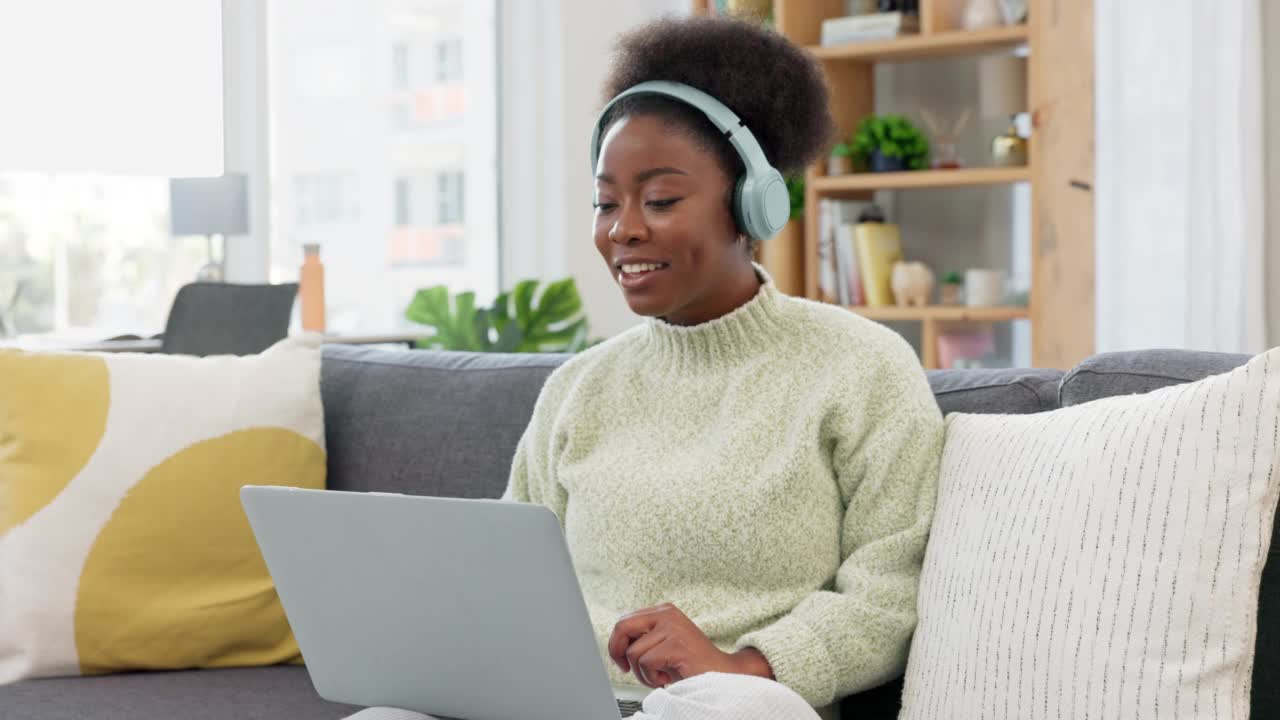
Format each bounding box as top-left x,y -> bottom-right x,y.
3,345 -> 1271,720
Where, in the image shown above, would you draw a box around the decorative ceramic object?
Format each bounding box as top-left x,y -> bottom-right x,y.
961,0 -> 1004,30
999,0 -> 1029,24
937,330 -> 996,369
890,261 -> 935,307
827,154 -> 853,176
964,268 -> 1007,307
921,108 -> 971,169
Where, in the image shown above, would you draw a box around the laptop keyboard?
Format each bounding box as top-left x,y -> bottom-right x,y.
617,699 -> 644,717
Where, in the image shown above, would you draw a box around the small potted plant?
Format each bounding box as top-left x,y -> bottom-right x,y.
939,270 -> 964,306
851,114 -> 930,172
827,142 -> 854,176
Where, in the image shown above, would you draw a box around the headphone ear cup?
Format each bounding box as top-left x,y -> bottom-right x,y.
731,175 -> 750,238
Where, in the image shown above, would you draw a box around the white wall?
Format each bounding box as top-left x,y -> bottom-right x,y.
499,0 -> 688,340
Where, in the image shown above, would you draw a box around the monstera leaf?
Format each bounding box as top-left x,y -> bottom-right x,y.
405,277 -> 592,353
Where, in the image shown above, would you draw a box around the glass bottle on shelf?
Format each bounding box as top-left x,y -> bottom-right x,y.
300,243 -> 326,333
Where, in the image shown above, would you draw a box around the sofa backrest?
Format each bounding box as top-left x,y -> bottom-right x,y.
319,345 -> 1252,499
320,345 -> 570,499
1059,348 -> 1252,406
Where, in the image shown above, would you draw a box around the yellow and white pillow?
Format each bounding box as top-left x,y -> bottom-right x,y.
0,335 -> 325,683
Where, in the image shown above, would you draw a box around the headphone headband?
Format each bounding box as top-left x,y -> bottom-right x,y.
590,81 -> 772,177
589,81 -> 790,241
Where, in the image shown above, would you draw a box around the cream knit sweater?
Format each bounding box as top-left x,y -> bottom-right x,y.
502,266 -> 944,716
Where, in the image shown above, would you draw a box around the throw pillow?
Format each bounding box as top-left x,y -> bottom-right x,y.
0,335 -> 325,683
901,349 -> 1279,718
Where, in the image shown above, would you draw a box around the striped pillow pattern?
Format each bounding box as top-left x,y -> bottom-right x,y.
901,349 -> 1280,719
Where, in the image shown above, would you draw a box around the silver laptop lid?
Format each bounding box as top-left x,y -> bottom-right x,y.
240,486 -> 626,720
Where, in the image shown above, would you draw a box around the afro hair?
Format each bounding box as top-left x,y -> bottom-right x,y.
599,15 -> 836,177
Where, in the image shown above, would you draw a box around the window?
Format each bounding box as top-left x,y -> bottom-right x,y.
390,172 -> 465,267
437,172 -> 464,224
435,36 -> 463,83
295,174 -> 359,225
392,43 -> 411,90
268,0 -> 497,334
0,174 -> 206,335
0,0 -> 221,338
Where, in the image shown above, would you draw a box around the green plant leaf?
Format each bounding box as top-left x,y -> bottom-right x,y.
453,291 -> 479,350
492,317 -> 524,352
406,276 -> 592,354
785,176 -> 805,220
490,291 -> 511,333
513,279 -> 537,327
535,277 -> 583,321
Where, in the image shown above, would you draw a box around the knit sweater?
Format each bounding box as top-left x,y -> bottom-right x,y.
501,266 -> 944,715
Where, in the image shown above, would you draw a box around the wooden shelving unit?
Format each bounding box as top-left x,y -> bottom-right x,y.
807,24 -> 1028,62
691,0 -> 1095,369
850,305 -> 1030,323
812,166 -> 1030,195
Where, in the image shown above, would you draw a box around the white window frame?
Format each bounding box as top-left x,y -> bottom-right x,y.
220,0 -> 270,284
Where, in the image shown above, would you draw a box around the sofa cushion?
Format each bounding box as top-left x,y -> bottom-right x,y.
0,666 -> 357,720
1059,349 -> 1251,407
321,346 -> 571,499
926,368 -> 1063,415
902,348 -> 1280,718
0,336 -> 324,683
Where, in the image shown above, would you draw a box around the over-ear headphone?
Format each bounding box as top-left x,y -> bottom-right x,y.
589,80 -> 791,241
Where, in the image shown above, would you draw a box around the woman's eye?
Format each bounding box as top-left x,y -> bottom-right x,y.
593,202 -> 617,213
646,198 -> 681,210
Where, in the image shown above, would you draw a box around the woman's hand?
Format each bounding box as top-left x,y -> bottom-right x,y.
607,602 -> 774,688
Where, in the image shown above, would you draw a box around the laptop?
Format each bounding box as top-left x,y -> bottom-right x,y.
240,486 -> 652,720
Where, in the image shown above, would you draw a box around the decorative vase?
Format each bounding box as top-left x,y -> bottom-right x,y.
827,155 -> 853,176
939,282 -> 963,306
961,0 -> 1005,30
964,268 -> 1007,307
869,151 -> 907,173
761,219 -> 805,296
991,124 -> 1028,166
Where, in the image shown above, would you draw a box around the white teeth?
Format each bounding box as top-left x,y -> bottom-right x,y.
621,263 -> 664,274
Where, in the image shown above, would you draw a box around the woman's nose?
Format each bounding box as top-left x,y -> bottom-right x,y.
609,200 -> 646,245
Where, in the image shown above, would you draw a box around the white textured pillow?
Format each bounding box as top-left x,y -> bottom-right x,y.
901,349 -> 1279,719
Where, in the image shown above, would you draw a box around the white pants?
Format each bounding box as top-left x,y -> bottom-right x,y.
342,672 -> 821,720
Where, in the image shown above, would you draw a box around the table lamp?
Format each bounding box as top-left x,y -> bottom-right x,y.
169,174 -> 249,282
978,54 -> 1028,167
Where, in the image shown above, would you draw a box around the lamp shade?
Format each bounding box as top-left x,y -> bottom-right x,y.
978,54 -> 1028,118
169,175 -> 249,236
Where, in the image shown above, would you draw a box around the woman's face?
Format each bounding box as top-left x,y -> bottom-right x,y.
593,113 -> 749,325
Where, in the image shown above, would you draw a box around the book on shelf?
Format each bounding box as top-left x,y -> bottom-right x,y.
819,200 -> 875,306
817,199 -> 838,302
820,12 -> 920,46
835,223 -> 864,307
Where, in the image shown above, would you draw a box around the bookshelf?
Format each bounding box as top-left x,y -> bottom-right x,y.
692,0 -> 1095,370
812,166 -> 1030,194
808,24 -> 1028,62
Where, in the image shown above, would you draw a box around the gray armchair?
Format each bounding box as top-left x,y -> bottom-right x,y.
160,282 -> 298,357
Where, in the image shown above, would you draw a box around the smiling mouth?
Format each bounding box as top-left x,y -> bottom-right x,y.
616,262 -> 669,289
617,262 -> 669,276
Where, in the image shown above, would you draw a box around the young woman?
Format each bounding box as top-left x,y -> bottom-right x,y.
503,15 -> 944,720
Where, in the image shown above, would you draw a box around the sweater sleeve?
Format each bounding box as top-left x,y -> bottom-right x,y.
500,368 -> 571,524
734,349 -> 944,707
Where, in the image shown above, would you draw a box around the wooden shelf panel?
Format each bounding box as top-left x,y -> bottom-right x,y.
848,305 -> 1030,322
808,25 -> 1028,63
813,166 -> 1030,194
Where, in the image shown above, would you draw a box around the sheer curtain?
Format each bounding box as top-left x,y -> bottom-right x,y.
1095,0 -> 1266,354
